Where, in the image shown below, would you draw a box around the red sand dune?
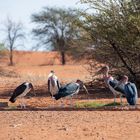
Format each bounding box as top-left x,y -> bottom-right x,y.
0,50 -> 87,66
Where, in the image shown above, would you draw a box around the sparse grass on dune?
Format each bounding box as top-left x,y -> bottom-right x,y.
5,106 -> 17,110
75,101 -> 121,108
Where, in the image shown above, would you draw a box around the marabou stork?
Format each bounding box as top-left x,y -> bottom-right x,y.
53,80 -> 89,106
122,76 -> 138,105
9,82 -> 34,108
48,70 -> 60,97
98,66 -> 138,105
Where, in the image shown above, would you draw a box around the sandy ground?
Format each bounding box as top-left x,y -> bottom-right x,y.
0,97 -> 140,140
0,51 -> 139,140
0,109 -> 140,140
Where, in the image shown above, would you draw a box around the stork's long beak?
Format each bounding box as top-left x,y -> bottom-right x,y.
32,87 -> 36,96
89,70 -> 102,79
83,84 -> 89,95
95,69 -> 103,76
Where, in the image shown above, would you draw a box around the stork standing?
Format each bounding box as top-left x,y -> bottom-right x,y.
53,80 -> 89,106
121,75 -> 138,105
9,82 -> 34,108
98,66 -> 138,105
98,66 -> 125,104
48,70 -> 60,97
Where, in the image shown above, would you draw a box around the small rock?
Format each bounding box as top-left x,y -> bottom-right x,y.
40,115 -> 44,118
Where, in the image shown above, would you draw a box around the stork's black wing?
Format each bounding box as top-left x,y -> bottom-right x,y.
9,83 -> 27,103
109,79 -> 125,94
124,82 -> 138,105
53,83 -> 79,100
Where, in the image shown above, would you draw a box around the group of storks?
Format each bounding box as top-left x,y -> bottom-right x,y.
9,66 -> 138,108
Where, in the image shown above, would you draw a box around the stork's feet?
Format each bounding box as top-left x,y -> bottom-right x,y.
51,96 -> 55,99
60,103 -> 65,107
69,104 -> 74,107
20,104 -> 26,109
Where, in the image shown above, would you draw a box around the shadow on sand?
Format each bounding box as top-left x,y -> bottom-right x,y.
0,104 -> 140,112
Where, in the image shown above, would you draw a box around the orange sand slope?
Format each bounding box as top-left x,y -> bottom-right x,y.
0,51 -> 99,95
1,50 -> 87,66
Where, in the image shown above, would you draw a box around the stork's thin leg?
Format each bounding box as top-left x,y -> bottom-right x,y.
20,103 -> 23,109
51,95 -> 55,107
20,98 -> 26,109
60,98 -> 64,107
75,94 -> 78,99
114,95 -> 116,105
70,96 -> 73,107
53,98 -> 55,107
20,103 -> 25,109
120,95 -> 123,104
50,93 -> 56,108
23,98 -> 26,109
19,98 -> 23,109
23,103 -> 26,109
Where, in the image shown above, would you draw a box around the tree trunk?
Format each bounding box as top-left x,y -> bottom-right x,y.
110,42 -> 136,80
60,51 -> 66,65
9,48 -> 13,66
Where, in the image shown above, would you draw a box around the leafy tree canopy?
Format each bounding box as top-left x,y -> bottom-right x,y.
79,0 -> 140,82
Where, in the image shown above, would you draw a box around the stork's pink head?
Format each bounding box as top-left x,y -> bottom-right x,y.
96,65 -> 109,75
120,75 -> 128,84
76,79 -> 89,95
50,70 -> 55,75
76,79 -> 83,85
102,66 -> 109,73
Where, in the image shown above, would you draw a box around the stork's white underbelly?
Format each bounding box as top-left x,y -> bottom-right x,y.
18,89 -> 31,98
50,86 -> 59,95
48,75 -> 59,95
